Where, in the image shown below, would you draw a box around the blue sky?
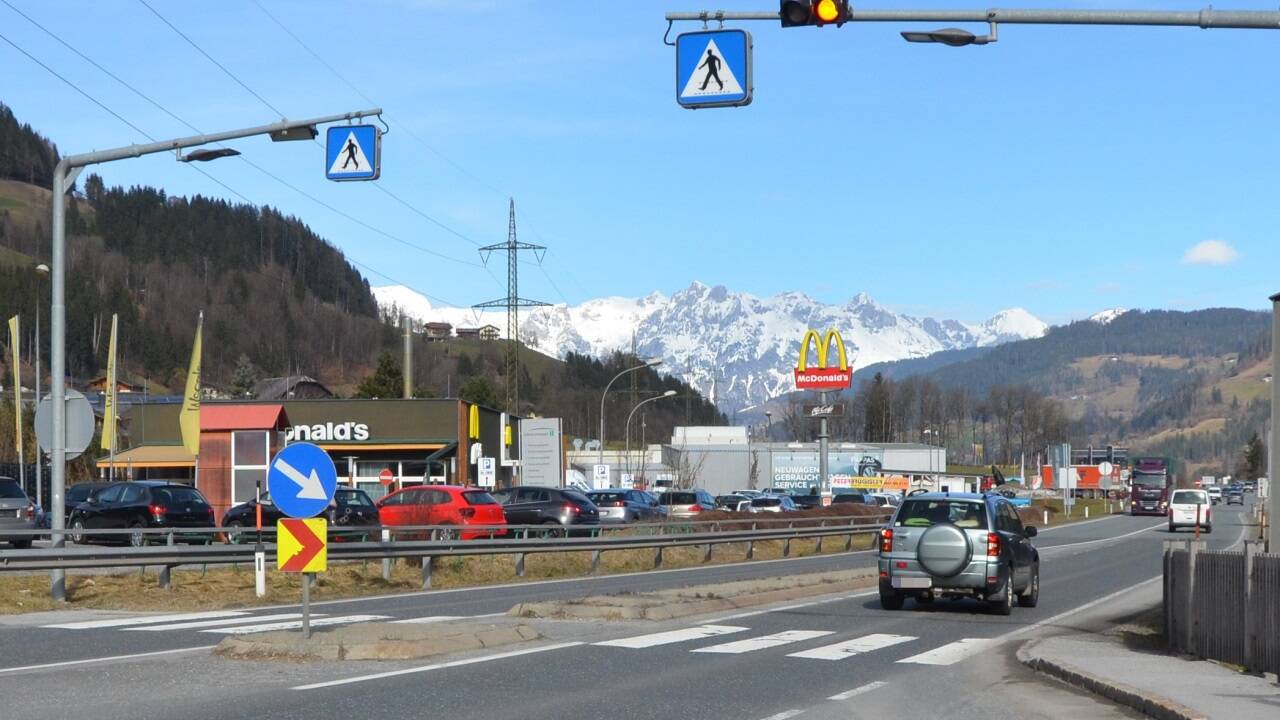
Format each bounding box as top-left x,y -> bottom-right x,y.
2,0 -> 1277,325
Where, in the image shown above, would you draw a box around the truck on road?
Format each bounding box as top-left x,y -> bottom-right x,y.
1129,457 -> 1172,516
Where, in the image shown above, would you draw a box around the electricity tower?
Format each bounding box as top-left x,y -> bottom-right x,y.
473,199 -> 549,415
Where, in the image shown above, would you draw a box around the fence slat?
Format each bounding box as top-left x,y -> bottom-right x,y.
1166,544 -> 1276,674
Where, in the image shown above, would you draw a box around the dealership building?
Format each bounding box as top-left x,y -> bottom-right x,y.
101,399 -> 520,518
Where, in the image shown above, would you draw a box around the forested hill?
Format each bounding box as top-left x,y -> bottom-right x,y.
0,103 -> 59,188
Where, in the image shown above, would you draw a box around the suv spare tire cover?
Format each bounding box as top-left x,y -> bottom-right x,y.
916,523 -> 972,577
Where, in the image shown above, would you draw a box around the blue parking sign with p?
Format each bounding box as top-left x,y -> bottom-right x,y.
326,124 -> 381,181
676,29 -> 753,109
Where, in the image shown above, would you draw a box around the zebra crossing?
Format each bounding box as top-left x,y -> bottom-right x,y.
592,623 -> 1001,666
36,611 -> 477,635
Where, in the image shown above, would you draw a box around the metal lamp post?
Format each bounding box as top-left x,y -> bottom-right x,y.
625,391 -> 678,478
45,108 -> 381,601
1269,292 -> 1279,551
33,262 -> 48,509
598,358 -> 662,467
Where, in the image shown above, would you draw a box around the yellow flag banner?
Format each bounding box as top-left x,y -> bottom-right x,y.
179,312 -> 203,456
101,314 -> 118,451
7,315 -> 20,455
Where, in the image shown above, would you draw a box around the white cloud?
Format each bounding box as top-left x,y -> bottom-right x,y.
1182,240 -> 1239,266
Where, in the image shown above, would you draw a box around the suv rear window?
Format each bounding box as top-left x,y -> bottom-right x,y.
150,487 -> 209,506
336,489 -> 375,507
590,492 -> 627,504
660,492 -> 696,505
0,479 -> 27,499
752,498 -> 781,508
895,500 -> 988,529
462,491 -> 498,505
562,490 -> 595,507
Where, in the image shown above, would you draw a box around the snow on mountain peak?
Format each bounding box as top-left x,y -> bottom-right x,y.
1089,308 -> 1129,325
372,284 -> 1047,411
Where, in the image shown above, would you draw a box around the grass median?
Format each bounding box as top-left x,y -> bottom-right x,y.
0,534 -> 878,615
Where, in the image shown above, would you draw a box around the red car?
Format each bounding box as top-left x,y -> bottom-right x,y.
377,485 -> 507,540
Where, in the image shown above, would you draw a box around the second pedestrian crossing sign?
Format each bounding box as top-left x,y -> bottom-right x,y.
676,29 -> 752,109
325,124 -> 381,181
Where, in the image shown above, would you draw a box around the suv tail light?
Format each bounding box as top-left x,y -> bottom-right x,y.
459,507 -> 476,519
26,504 -> 35,520
150,504 -> 167,520
612,501 -> 625,507
986,532 -> 1000,558
879,528 -> 893,553
563,503 -> 580,514
688,504 -> 701,513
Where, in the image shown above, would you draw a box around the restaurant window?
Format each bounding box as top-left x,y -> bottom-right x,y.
232,431 -> 270,505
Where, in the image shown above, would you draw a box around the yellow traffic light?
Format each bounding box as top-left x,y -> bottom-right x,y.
815,0 -> 840,23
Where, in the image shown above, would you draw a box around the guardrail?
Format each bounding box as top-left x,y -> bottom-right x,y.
0,518 -> 887,590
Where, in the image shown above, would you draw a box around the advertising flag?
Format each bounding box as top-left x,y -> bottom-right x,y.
8,315 -> 20,455
179,312 -> 203,455
101,314 -> 118,452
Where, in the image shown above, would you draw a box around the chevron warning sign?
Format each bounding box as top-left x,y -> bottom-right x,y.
277,518 -> 327,573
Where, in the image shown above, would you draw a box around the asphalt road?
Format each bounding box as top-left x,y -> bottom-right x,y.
0,504 -> 1257,720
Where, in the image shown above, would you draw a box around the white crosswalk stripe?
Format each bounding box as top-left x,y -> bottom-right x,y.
202,614 -> 391,635
787,633 -> 916,660
124,613 -> 310,632
896,638 -> 1000,665
692,630 -> 835,655
594,625 -> 748,649
42,611 -> 247,630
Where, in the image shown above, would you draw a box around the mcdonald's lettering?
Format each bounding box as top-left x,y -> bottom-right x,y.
794,328 -> 852,390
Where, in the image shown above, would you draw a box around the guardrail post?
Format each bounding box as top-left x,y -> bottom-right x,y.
515,553 -> 526,577
381,527 -> 392,582
654,546 -> 663,569
1085,505 -> 1090,519
421,555 -> 432,590
1043,509 -> 1049,526
815,521 -> 825,553
158,531 -> 174,589
703,543 -> 713,563
591,550 -> 602,575
1243,541 -> 1258,670
783,537 -> 791,558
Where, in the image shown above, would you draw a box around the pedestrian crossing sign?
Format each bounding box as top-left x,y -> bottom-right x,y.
675,29 -> 752,109
325,124 -> 381,181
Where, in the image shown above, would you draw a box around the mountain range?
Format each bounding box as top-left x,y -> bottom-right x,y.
374,282 -> 1049,411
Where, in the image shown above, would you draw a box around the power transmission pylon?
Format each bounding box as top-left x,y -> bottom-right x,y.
473,199 -> 549,414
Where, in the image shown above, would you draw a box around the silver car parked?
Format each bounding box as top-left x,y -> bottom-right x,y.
0,477 -> 37,549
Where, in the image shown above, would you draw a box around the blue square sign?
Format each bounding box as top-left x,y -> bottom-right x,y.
325,124 -> 381,181
676,29 -> 753,109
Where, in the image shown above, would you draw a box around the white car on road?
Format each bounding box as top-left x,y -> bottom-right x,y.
1168,489 -> 1211,533
1206,486 -> 1222,504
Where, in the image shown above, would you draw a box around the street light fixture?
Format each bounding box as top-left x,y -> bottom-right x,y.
901,23 -> 998,46
625,390 -> 678,477
598,358 -> 664,467
269,124 -> 319,142
180,148 -> 241,163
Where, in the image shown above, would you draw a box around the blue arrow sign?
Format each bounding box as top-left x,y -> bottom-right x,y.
325,124 -> 381,181
267,442 -> 338,519
676,29 -> 753,109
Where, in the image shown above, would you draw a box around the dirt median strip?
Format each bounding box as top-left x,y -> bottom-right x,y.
214,621 -> 542,662
508,568 -> 878,622
1016,639 -> 1207,720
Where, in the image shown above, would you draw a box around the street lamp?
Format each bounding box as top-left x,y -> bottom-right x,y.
180,148 -> 242,163
765,410 -> 773,441
598,358 -> 663,467
625,390 -> 678,478
901,24 -> 998,46
32,263 -> 49,509
45,108 -> 382,601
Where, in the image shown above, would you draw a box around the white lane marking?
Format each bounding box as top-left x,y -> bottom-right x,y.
692,630 -> 834,655
897,637 -> 999,665
391,611 -> 507,624
759,711 -> 805,720
125,613 -> 308,632
292,641 -> 584,690
828,680 -> 888,701
203,614 -> 389,634
595,624 -> 748,649
0,645 -> 216,675
1038,522 -> 1165,552
715,590 -> 877,622
1001,575 -> 1161,642
1033,514 -> 1124,533
42,610 -> 246,630
787,633 -> 915,661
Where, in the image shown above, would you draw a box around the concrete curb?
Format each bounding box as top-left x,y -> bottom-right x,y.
214,622 -> 540,662
508,569 -> 877,621
1017,639 -> 1207,720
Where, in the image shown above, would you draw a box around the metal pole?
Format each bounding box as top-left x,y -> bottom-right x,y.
599,362 -> 653,467
402,314 -> 412,399
301,573 -> 311,640
34,305 -> 41,510
818,390 -> 829,493
664,8 -> 1280,29
1269,292 -> 1279,551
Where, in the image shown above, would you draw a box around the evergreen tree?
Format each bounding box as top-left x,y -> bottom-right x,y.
354,352 -> 403,398
229,353 -> 258,397
459,376 -> 498,408
1244,432 -> 1266,479
864,372 -> 893,442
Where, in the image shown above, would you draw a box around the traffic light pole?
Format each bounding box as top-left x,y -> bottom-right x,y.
665,7 -> 1280,29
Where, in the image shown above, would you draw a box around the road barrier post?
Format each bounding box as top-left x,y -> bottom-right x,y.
1085,506 -> 1090,519
301,572 -> 312,640
515,552 -> 526,577
703,543 -> 712,563
254,542 -> 266,597
421,555 -> 432,589
591,550 -> 602,574
1043,509 -> 1049,525
381,527 -> 392,582
159,531 -> 174,590
654,546 -> 664,568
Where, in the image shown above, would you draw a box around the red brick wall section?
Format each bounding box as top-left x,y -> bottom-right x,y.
198,431 -> 233,520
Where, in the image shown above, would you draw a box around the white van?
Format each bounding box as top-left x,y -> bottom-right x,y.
1168,489 -> 1211,533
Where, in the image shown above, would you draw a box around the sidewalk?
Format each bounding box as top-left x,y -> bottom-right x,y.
1020,628 -> 1280,720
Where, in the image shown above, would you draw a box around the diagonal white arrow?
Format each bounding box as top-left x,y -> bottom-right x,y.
273,457 -> 327,500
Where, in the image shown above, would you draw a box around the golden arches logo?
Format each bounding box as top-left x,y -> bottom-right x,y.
796,329 -> 849,372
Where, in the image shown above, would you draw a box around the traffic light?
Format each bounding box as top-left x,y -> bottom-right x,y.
780,0 -> 850,28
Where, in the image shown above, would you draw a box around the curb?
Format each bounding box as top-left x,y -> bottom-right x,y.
1017,639 -> 1207,720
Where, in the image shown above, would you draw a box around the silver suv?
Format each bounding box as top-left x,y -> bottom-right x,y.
877,493 -> 1039,615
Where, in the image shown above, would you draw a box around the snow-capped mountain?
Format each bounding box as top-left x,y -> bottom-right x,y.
373,282 -> 1049,411
1088,308 -> 1129,325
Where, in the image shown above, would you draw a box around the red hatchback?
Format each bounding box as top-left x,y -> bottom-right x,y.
377,485 -> 507,540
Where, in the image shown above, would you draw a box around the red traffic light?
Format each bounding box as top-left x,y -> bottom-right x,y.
780,0 -> 849,27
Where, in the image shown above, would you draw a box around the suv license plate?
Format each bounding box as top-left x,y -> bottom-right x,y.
892,577 -> 931,589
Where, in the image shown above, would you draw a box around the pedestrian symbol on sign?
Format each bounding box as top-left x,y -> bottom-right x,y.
675,30 -> 752,109
325,124 -> 381,181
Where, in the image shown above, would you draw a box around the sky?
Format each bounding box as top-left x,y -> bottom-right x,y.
1,0 -> 1277,326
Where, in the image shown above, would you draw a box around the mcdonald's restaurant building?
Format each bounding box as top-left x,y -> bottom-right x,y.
101,399 -> 518,519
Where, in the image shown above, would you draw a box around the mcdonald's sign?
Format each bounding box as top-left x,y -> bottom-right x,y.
794,328 -> 852,390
